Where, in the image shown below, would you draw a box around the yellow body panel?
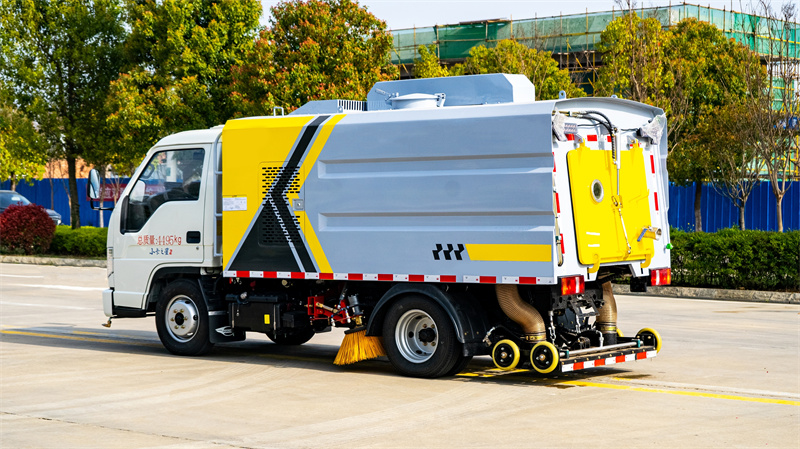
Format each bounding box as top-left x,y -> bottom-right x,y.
221,116 -> 316,267
466,244 -> 552,262
567,141 -> 653,267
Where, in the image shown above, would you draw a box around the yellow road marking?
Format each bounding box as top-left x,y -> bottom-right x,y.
457,368 -> 528,378
0,329 -> 159,347
561,380 -> 800,406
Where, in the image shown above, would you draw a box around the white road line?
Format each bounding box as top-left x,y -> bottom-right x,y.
0,274 -> 45,278
4,283 -> 105,292
0,301 -> 94,310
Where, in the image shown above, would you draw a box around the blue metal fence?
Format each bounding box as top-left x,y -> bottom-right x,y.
668,181 -> 799,231
1,178 -> 119,227
2,179 -> 798,231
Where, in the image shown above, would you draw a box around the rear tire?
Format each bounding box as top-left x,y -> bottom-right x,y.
155,279 -> 214,356
445,355 -> 473,376
382,295 -> 462,378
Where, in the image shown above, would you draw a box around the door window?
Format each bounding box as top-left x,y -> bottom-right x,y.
123,148 -> 205,232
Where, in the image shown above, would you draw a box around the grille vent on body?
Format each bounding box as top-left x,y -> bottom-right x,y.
260,165 -> 301,245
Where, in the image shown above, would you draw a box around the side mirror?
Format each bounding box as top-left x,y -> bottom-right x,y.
87,169 -> 113,211
88,169 -> 101,200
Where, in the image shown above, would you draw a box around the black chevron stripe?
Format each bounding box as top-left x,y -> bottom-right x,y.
273,115 -> 328,272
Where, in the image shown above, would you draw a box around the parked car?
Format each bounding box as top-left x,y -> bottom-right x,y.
0,190 -> 62,225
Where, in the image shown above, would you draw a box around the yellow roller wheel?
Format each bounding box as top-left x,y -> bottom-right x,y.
636,328 -> 662,353
492,339 -> 521,370
530,341 -> 560,374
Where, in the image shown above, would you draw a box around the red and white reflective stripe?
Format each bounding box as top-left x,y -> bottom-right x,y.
555,192 -> 561,213
654,191 -> 660,211
573,134 -> 611,149
561,350 -> 657,373
223,271 -> 555,285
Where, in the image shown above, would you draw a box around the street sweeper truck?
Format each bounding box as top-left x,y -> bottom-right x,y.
90,74 -> 671,378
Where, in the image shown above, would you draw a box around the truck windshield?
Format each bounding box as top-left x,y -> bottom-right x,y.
123,148 -> 205,232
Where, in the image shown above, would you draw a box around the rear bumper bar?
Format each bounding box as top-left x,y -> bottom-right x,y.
561,344 -> 657,373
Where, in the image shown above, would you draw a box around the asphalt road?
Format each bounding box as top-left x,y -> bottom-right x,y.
1,263 -> 798,449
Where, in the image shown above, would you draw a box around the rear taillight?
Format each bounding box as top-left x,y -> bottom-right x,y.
560,275 -> 585,295
650,268 -> 671,286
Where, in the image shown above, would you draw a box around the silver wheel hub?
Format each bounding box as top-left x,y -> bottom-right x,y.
395,309 -> 438,363
165,295 -> 199,341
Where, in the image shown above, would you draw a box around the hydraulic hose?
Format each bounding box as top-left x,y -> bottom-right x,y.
495,284 -> 546,342
596,281 -> 618,344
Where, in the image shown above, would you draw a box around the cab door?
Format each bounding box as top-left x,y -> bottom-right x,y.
112,146 -> 209,309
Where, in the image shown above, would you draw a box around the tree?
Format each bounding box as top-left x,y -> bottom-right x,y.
0,0 -> 126,228
106,0 -> 262,174
741,1 -> 799,232
229,0 -> 398,115
452,40 -> 585,100
0,85 -> 49,190
701,102 -> 765,230
663,19 -> 760,232
598,14 -> 761,232
594,11 -> 668,105
413,45 -> 451,79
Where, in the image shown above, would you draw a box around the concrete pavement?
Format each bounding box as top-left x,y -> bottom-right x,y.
1,263 -> 799,448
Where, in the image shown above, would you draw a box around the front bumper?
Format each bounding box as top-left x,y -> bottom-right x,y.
102,288 -> 114,317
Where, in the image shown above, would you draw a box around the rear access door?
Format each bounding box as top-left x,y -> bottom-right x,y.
567,137 -> 654,272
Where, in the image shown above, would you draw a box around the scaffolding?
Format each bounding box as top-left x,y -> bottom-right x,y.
389,2 -> 799,178
390,3 -> 799,93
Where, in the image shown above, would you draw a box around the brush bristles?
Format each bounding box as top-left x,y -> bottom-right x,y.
334,330 -> 386,365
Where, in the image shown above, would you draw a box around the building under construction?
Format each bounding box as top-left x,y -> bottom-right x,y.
390,3 -> 799,95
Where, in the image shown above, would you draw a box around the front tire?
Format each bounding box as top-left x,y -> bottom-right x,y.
382,295 -> 462,378
155,279 -> 214,356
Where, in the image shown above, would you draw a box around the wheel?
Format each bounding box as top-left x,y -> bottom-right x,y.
492,339 -> 521,370
155,279 -> 214,356
636,328 -> 662,353
530,341 -> 560,374
445,355 -> 473,376
266,328 -> 315,345
382,295 -> 462,378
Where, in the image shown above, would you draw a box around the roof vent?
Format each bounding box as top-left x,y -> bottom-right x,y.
389,93 -> 446,110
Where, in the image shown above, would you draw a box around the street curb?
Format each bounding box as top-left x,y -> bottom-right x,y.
613,284 -> 799,305
2,256 -> 797,305
1,255 -> 106,268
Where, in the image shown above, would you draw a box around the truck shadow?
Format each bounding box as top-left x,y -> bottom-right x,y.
0,325 -> 645,384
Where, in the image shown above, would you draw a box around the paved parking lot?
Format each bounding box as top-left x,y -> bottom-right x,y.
1,263 -> 799,448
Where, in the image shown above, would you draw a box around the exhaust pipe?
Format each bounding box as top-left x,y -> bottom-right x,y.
597,281 -> 618,345
495,284 -> 546,342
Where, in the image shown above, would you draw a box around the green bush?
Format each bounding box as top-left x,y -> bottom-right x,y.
670,228 -> 800,291
50,225 -> 107,258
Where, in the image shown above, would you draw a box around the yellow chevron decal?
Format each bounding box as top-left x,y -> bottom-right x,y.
221,116 -> 317,269
288,114 -> 346,272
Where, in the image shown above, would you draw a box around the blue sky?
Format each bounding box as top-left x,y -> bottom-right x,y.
260,0 -> 739,30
